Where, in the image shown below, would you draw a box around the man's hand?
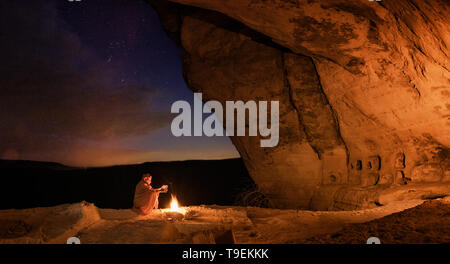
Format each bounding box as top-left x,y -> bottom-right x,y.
160,185 -> 168,193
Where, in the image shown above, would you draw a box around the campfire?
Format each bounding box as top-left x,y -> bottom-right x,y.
164,195 -> 186,220
170,196 -> 181,212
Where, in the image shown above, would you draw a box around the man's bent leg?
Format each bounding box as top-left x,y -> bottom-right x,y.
154,193 -> 159,209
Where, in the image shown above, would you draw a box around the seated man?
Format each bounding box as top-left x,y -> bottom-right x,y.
133,173 -> 168,215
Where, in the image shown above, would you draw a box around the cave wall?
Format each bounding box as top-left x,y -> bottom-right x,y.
149,0 -> 450,210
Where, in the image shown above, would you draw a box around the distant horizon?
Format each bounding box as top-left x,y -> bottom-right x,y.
0,155 -> 242,169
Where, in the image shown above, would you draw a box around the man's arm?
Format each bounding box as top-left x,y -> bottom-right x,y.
148,185 -> 168,193
153,185 -> 168,193
143,183 -> 159,192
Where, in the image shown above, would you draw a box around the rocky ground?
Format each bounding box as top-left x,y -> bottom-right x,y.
0,196 -> 448,244
302,198 -> 450,244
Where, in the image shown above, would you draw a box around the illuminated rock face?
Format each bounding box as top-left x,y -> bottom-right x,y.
150,0 -> 450,209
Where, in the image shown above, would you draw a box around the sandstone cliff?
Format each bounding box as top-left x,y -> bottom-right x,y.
149,0 -> 450,210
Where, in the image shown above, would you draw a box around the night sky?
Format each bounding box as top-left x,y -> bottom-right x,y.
0,0 -> 239,167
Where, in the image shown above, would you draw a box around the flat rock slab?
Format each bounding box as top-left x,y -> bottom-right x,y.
1,198 -> 447,244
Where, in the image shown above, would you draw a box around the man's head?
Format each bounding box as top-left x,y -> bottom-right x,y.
142,173 -> 152,184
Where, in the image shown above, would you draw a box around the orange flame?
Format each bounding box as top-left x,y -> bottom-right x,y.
170,195 -> 180,212
166,195 -> 186,215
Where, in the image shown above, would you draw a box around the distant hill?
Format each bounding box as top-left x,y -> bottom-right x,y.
0,158 -> 253,210
0,159 -> 75,170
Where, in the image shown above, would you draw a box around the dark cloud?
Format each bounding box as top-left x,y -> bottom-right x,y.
0,0 -> 170,162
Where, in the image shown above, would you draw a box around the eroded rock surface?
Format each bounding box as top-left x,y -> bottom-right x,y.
2,199 -> 439,244
149,0 -> 450,209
